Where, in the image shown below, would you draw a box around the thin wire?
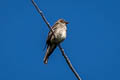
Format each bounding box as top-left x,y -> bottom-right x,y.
31,0 -> 82,80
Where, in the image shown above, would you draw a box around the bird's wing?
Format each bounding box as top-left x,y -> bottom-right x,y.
46,23 -> 58,45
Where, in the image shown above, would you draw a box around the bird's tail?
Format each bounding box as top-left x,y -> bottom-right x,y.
43,44 -> 56,64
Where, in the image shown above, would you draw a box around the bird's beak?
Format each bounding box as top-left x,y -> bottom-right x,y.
65,21 -> 69,24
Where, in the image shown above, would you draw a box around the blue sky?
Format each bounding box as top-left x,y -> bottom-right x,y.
0,0 -> 120,80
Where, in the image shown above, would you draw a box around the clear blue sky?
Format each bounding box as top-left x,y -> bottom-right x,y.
0,0 -> 120,80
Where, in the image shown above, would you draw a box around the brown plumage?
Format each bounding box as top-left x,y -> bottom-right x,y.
43,19 -> 68,64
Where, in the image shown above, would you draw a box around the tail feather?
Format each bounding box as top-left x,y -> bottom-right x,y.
43,44 -> 56,64
43,46 -> 50,64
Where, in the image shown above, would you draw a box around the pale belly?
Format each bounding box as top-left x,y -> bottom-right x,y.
51,29 -> 66,44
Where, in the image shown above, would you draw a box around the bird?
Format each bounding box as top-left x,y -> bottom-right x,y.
43,19 -> 68,64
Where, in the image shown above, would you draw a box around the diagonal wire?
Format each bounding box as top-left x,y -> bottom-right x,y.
31,0 -> 82,80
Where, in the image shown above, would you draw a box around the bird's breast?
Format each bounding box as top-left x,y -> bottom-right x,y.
57,29 -> 66,40
52,28 -> 66,43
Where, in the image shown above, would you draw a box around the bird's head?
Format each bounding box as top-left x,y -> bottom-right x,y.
57,19 -> 69,24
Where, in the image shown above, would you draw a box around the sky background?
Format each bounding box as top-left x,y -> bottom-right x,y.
0,0 -> 120,80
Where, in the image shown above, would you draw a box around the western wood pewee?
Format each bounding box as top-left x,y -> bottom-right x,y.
43,19 -> 68,64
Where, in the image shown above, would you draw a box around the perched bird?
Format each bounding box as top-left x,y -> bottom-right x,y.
43,19 -> 68,64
